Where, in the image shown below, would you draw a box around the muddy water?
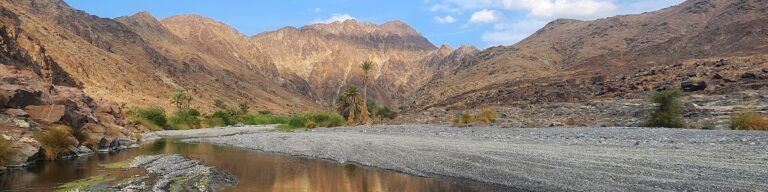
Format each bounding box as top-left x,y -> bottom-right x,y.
0,139 -> 509,191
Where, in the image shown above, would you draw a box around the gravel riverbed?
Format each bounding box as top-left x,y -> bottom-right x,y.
170,125 -> 768,191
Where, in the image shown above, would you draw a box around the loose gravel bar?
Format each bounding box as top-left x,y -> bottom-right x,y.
179,125 -> 768,191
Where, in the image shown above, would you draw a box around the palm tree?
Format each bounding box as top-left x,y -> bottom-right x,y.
340,86 -> 362,124
359,60 -> 374,124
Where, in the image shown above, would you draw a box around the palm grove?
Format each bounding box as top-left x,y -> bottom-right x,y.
126,60 -> 398,131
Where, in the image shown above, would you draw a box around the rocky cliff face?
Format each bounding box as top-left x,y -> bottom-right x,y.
409,0 -> 768,110
0,6 -> 146,165
250,20 -> 475,106
0,0 -> 320,113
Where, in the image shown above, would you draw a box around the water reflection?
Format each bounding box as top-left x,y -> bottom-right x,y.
1,139 -> 504,192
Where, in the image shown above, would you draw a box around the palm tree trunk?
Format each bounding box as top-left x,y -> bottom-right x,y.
347,97 -> 356,124
360,75 -> 371,124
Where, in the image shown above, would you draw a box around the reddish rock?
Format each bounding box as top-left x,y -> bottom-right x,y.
94,112 -> 116,125
82,123 -> 106,134
24,105 -> 66,123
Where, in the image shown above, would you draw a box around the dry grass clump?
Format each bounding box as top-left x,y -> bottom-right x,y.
0,137 -> 18,166
730,110 -> 768,131
451,108 -> 497,126
35,125 -> 78,160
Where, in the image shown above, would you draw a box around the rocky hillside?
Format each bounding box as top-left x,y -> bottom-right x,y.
0,0 -> 319,113
250,20 -> 476,106
409,0 -> 768,110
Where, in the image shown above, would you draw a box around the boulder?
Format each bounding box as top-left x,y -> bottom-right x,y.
82,123 -> 106,134
61,106 -> 88,128
98,138 -> 111,150
681,80 -> 707,92
0,90 -> 10,107
762,68 -> 768,73
3,108 -> 28,117
9,89 -> 43,108
24,105 -> 66,123
94,112 -> 116,125
741,72 -> 758,79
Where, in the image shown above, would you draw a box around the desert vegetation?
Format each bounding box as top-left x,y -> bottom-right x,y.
730,109 -> 768,130
126,88 -> 344,130
644,90 -> 687,128
451,108 -> 497,126
35,125 -> 78,160
0,137 -> 17,166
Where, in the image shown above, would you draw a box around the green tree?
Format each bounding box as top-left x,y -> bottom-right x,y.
645,90 -> 686,128
170,87 -> 193,111
359,60 -> 374,124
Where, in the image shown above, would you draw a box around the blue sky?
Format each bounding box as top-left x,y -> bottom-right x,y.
63,0 -> 684,48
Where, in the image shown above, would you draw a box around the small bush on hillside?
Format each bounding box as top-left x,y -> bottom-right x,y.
644,90 -> 686,128
127,106 -> 168,129
0,137 -> 18,166
730,110 -> 768,131
35,125 -> 78,160
257,110 -> 273,115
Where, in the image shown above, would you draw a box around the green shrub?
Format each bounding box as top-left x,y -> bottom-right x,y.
305,111 -> 344,127
644,90 -> 686,128
35,125 -> 78,160
700,121 -> 716,130
0,137 -> 17,166
127,106 -> 168,128
210,110 -> 236,126
169,109 -> 202,130
286,115 -> 307,128
130,117 -> 165,131
257,110 -> 273,115
730,110 -> 768,131
242,114 -> 287,125
376,107 -> 398,120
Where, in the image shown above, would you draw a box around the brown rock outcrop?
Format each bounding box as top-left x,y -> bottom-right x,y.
23,105 -> 65,123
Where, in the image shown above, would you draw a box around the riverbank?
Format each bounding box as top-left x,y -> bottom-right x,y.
154,125 -> 768,191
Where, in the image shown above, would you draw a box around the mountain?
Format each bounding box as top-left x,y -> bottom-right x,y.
0,0 -> 320,113
250,20 -> 475,106
0,0 -> 477,112
409,0 -> 768,110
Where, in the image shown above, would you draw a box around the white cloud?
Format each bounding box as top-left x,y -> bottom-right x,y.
482,19 -> 547,46
500,0 -> 617,19
469,9 -> 502,23
312,13 -> 356,24
430,4 -> 460,13
428,0 -> 685,46
434,15 -> 457,24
